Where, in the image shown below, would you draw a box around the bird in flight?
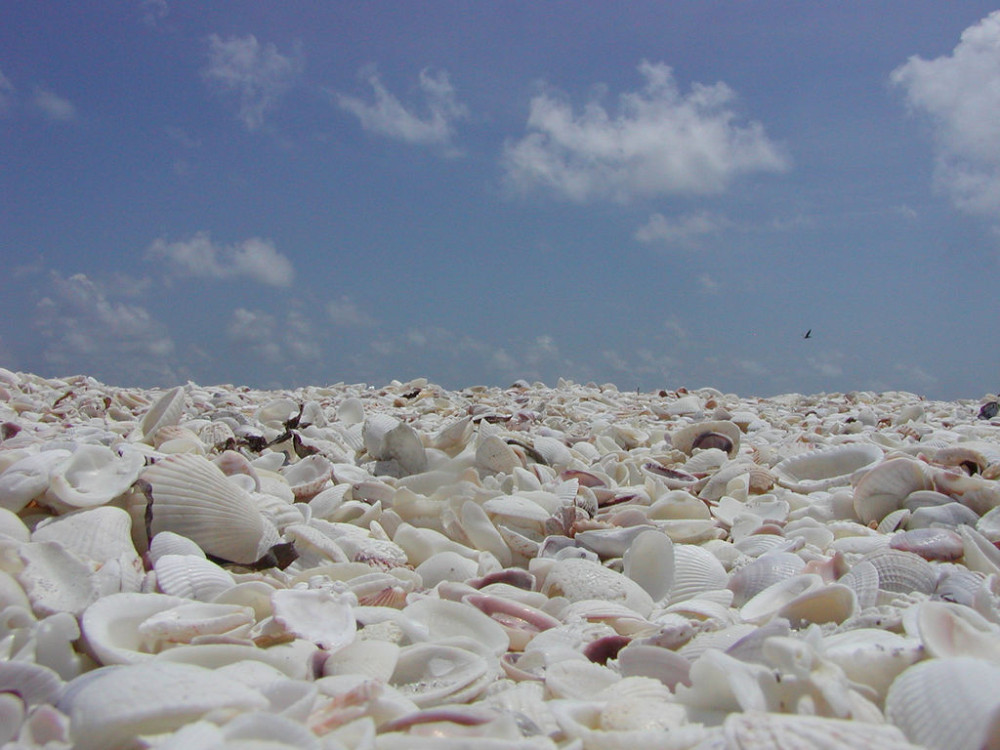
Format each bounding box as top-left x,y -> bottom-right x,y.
803,329 -> 812,339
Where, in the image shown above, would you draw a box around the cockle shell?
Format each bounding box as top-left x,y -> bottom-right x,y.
668,543 -> 729,604
154,554 -> 236,601
140,386 -> 186,442
719,711 -> 916,750
773,443 -> 883,493
622,529 -> 675,602
885,657 -> 1000,750
60,661 -> 268,750
728,553 -> 806,606
143,453 -> 282,565
861,548 -> 939,595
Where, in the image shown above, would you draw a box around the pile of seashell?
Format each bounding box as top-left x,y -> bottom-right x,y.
2,367 -> 1000,749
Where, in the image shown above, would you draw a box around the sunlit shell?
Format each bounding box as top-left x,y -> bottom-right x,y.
140,386 -> 186,442
143,453 -> 282,565
622,529 -> 675,602
861,548 -> 939,595
45,444 -> 145,509
720,711 -> 916,750
669,543 -> 729,603
81,592 -> 192,665
540,557 -> 655,618
853,457 -> 932,525
154,554 -> 236,601
885,657 -> 1000,750
727,552 -> 805,606
18,541 -> 100,617
889,527 -> 964,561
389,643 -> 491,708
402,596 -> 510,656
271,588 -> 356,652
670,420 -> 742,458
0,449 -> 72,512
773,443 -> 883,492
739,574 -> 823,625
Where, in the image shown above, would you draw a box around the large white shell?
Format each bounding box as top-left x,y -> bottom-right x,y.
670,420 -> 742,457
143,453 -> 282,564
271,588 -> 356,652
32,506 -> 138,566
720,710 -> 916,750
154,554 -> 236,601
540,557 -> 655,618
140,386 -> 186,442
885,657 -> 1000,750
853,456 -> 932,524
622,529 -> 675,602
0,449 -> 72,512
81,592 -> 191,665
389,642 -> 491,707
669,543 -> 729,604
18,541 -> 100,617
402,596 -> 510,656
60,661 -> 268,750
773,443 -> 883,492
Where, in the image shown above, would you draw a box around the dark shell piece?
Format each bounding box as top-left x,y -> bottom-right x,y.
979,401 -> 999,420
469,568 -> 536,591
691,431 -> 734,454
1,422 -> 21,441
584,634 -> 631,665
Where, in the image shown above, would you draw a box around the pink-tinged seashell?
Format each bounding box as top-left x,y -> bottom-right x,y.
773,443 -> 883,493
890,527 -> 964,561
933,467 -> 1000,516
853,456 -> 932,524
390,643 -> 491,708
885,657 -> 1000,750
670,420 -> 741,458
281,454 -> 332,499
464,594 -> 559,651
915,600 -> 1000,663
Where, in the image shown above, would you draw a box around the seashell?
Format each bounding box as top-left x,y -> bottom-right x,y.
544,659 -> 620,700
45,444 -> 146,509
889,527 -> 964,561
885,657 -> 1000,750
403,596 -> 510,656
958,524 -> 1000,577
777,582 -> 856,626
932,468 -> 1000,516
136,601 -> 255,644
861,547 -> 938,595
390,643 -> 491,708
414,551 -> 479,587
321,638 -> 399,681
271,588 -> 356,652
670,420 -> 741,457
143,453 -> 282,565
540,557 -> 655,618
839,560 -> 880,609
669,543 -> 729,603
0,449 -> 72,512
0,692 -> 23,746
149,531 -> 206,562
822,628 -> 923,701
622,529 -> 675,602
0,659 -> 65,706
281,455 -> 332,499
33,505 -> 139,566
476,435 -> 521,475
154,554 -> 235,601
907,501 -> 979,529
720,711 -> 916,750
18,541 -> 100,617
60,661 -> 268,750
733,532 -> 800,558
140,386 -> 186,442
575,524 -> 655,559
934,564 -> 985,607
915,599 -> 1000,662
853,456 -> 932,524
773,443 -> 883,493
739,574 -> 823,625
459,500 -> 513,567
727,552 -> 805,606
464,593 -> 560,651
0,506 -> 30,542
81,592 -> 194,665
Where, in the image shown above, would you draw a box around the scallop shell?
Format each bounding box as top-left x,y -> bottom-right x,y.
772,443 -> 883,492
143,453 -> 282,565
861,548 -> 939,595
822,629 -> 923,701
720,711 -> 916,750
622,529 -> 675,602
32,505 -> 139,566
853,456 -> 932,525
149,531 -> 206,563
885,657 -> 1000,750
540,557 -> 655,618
669,543 -> 729,604
727,552 -> 805,606
140,386 -> 186,442
154,554 -> 236,601
60,661 -> 268,750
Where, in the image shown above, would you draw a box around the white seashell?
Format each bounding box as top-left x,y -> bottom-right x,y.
336,397 -> 365,425
861,548 -> 939,595
0,659 -> 65,706
44,444 -> 145,509
669,543 -> 730,604
322,637 -> 399,681
476,434 -> 522,475
402,596 -> 510,656
0,506 -> 30,542
0,449 -> 72,512
822,628 -> 923,701
670,420 -> 742,457
33,505 -> 139,565
958,524 -> 1000,577
81,592 -> 193,665
389,642 -> 491,707
459,500 -> 513,567
431,416 -> 473,452
271,588 -> 356,652
740,573 -> 823,624
143,453 -> 282,564
18,541 -> 100,617
720,711 -> 916,750
540,557 -> 655,618
137,601 -> 255,644
149,531 -> 206,562
727,552 -> 805,606
464,593 -> 560,651
281,455 -> 332,499
839,559 -> 880,609
154,554 -> 236,601
575,525 -> 655,559
140,386 -> 186,442
415,551 -> 479,587
777,582 -> 856,626
885,657 -> 1000,750
915,599 -> 1000,662
622,529 -> 675,602
773,443 -> 883,492
60,661 -> 268,750
852,456 -> 932,524
382,421 -> 429,476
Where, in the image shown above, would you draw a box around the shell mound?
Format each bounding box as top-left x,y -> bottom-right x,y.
1,368 -> 999,747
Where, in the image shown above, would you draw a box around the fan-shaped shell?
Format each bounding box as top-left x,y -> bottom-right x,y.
853,456 -> 932,524
721,711 -> 916,750
861,548 -> 938,595
727,552 -> 805,606
140,386 -> 186,442
669,543 -> 729,604
773,443 -> 883,493
885,657 -> 1000,750
622,529 -> 675,602
670,420 -> 742,458
541,557 -> 655,618
143,454 -> 282,565
154,554 -> 236,601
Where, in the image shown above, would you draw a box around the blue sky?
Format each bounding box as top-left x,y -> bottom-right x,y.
2,3 -> 999,399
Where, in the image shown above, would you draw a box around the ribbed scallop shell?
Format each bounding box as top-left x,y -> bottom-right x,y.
861,548 -> 938,595
721,711 -> 916,750
142,454 -> 281,564
669,543 -> 729,604
727,552 -> 805,606
541,557 -> 655,618
32,506 -> 138,565
622,529 -> 675,602
885,657 -> 1000,750
154,554 -> 235,601
772,443 -> 883,492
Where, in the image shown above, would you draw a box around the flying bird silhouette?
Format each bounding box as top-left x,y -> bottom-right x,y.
803,329 -> 812,339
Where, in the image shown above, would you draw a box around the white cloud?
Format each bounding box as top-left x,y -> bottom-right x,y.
35,273 -> 176,384
0,69 -> 13,115
635,211 -> 727,245
203,34 -> 303,131
32,88 -> 76,121
227,307 -> 320,365
502,60 -> 789,203
336,67 -> 468,150
147,232 -> 295,287
327,295 -> 377,327
891,12 -> 1000,217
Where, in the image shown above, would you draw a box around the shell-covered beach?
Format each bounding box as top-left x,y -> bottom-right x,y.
2,368 -> 1000,749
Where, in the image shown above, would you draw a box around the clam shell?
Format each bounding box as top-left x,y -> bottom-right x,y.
281,455 -> 332,499
853,456 -> 932,525
81,592 -> 192,665
389,643 -> 491,708
18,541 -> 100,617
45,444 -> 145,509
670,420 -> 742,457
0,449 -> 72,512
540,557 -> 655,618
915,600 -> 1000,662
402,596 -> 510,656
271,588 -> 356,652
861,548 -> 938,595
720,711 -> 916,750
622,529 -> 675,602
60,661 -> 268,750
727,552 -> 805,606
739,574 -> 823,625
143,453 -> 282,565
154,554 -> 236,601
885,657 -> 1000,750
669,543 -> 729,603
772,443 -> 883,492
140,386 -> 186,442
822,629 -> 923,701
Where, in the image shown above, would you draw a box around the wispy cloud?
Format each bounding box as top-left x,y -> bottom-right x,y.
335,67 -> 468,151
635,211 -> 728,246
502,60 -> 789,203
227,307 -> 320,365
203,34 -> 303,131
892,11 -> 1000,218
32,87 -> 76,121
327,295 -> 377,327
147,232 -> 295,287
35,272 -> 176,384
